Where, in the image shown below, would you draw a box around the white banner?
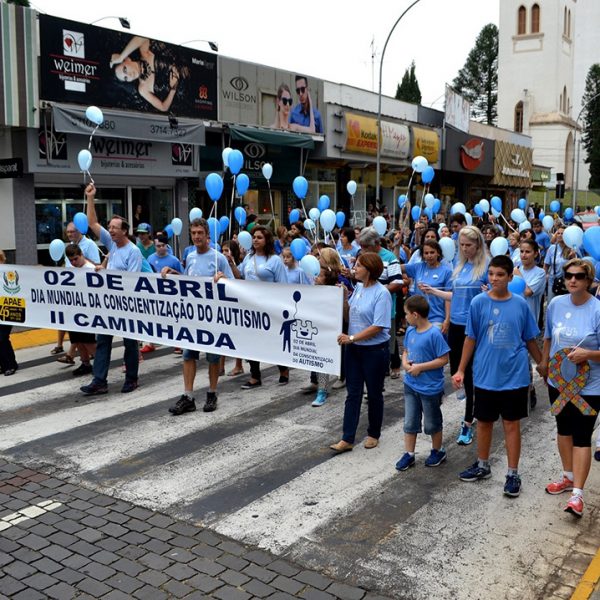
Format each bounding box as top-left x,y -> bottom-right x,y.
1,266 -> 343,375
445,84 -> 470,133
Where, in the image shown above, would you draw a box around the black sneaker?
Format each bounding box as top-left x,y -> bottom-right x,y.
73,363 -> 93,377
241,380 -> 261,390
121,380 -> 139,393
169,395 -> 196,415
203,392 -> 218,412
80,381 -> 108,396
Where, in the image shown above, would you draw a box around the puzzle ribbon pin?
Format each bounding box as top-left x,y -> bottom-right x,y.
548,349 -> 595,416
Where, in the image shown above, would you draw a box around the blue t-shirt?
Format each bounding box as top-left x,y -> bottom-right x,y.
403,325 -> 450,395
285,265 -> 313,285
545,295 -> 600,395
185,248 -> 233,278
289,103 -> 323,133
240,254 -> 287,283
348,282 -> 392,345
148,253 -> 183,274
520,265 -> 546,321
99,227 -> 142,272
545,244 -> 570,284
466,293 -> 539,390
182,245 -> 195,265
450,261 -> 489,326
405,262 -> 452,324
535,230 -> 551,258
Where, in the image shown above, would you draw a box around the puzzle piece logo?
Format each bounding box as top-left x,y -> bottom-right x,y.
292,319 -> 319,340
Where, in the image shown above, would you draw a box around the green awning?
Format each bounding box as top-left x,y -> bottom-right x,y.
229,125 -> 315,149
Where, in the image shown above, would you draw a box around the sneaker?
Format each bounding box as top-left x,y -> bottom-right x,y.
241,380 -> 261,390
529,388 -> 537,410
395,452 -> 415,471
545,476 -> 574,495
203,392 -> 218,413
73,363 -> 93,377
504,474 -> 522,497
140,344 -> 155,354
301,383 -> 318,394
80,381 -> 108,396
594,448 -> 600,462
564,494 -> 584,518
456,422 -> 474,446
459,461 -> 492,482
425,448 -> 447,467
332,378 -> 346,390
169,394 -> 196,416
312,390 -> 327,407
278,375 -> 289,386
121,380 -> 139,393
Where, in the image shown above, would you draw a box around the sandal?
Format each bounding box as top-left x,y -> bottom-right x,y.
227,368 -> 244,376
56,355 -> 75,365
396,328 -> 406,336
50,346 -> 64,355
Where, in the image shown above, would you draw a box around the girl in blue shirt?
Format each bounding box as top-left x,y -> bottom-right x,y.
544,227 -> 575,303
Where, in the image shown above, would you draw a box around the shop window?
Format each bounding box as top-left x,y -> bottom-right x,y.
517,6 -> 526,35
514,101 -> 524,133
531,4 -> 540,33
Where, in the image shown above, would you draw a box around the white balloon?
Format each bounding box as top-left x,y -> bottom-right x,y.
490,237 -> 509,257
563,225 -> 584,249
518,221 -> 531,232
262,163 -> 273,180
85,105 -> 104,126
238,230 -> 252,250
222,147 -> 232,168
510,208 -> 527,224
346,180 -> 357,195
372,216 -> 387,236
77,149 -> 92,171
465,213 -> 473,226
319,209 -> 336,232
189,207 -> 203,221
300,254 -> 320,277
411,156 -> 428,173
304,218 -> 316,231
451,202 -> 466,215
491,207 -> 501,218
49,239 -> 65,262
309,207 -> 321,222
542,215 -> 554,232
439,237 -> 455,262
424,193 -> 435,208
479,199 -> 490,213
171,217 -> 183,236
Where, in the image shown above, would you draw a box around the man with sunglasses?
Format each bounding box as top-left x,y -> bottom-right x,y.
289,75 -> 323,134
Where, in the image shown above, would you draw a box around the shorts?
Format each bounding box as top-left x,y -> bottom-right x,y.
68,330 -> 96,344
474,386 -> 529,422
547,385 -> 600,447
403,384 -> 444,435
182,349 -> 220,364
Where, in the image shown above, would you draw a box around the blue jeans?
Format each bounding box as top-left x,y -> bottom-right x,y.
403,384 -> 443,435
92,334 -> 138,385
342,342 -> 389,444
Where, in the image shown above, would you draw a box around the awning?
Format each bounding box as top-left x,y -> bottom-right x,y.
229,125 -> 315,149
51,103 -> 205,145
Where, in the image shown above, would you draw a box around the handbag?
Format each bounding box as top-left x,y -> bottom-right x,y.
551,246 -> 568,296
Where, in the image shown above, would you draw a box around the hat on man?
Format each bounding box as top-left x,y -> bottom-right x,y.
136,223 -> 151,234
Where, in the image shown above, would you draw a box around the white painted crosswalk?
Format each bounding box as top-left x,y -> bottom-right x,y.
2,341 -> 599,599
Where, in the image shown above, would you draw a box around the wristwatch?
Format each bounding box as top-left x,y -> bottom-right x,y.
349,335 -> 355,343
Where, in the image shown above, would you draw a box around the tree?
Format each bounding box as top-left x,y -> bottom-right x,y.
582,63 -> 600,190
395,61 -> 422,104
453,23 -> 498,125
6,0 -> 31,6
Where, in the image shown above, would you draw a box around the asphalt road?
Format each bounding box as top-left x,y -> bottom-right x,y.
2,341 -> 599,600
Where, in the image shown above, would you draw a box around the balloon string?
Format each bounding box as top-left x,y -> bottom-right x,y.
229,174 -> 236,239
87,124 -> 99,151
498,212 -> 517,233
267,181 -> 275,228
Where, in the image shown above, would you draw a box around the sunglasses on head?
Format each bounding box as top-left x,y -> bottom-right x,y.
296,86 -> 306,94
564,271 -> 587,280
279,97 -> 292,106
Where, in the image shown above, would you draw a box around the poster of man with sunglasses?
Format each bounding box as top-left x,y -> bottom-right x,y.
288,75 -> 323,134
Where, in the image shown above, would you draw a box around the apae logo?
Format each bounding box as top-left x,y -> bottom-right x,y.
3,271 -> 20,295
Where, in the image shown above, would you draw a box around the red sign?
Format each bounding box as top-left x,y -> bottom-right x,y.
460,138 -> 485,171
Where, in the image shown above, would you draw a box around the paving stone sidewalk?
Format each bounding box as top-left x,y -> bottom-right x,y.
0,459 -> 392,600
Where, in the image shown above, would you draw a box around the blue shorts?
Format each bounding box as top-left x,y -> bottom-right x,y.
403,383 -> 444,435
183,349 -> 220,364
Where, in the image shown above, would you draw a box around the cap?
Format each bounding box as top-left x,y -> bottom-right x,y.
136,223 -> 151,234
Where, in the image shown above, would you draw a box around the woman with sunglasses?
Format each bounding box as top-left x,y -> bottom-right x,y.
271,83 -> 294,130
538,259 -> 600,518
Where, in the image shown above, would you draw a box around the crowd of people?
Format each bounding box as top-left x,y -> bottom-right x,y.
3,187 -> 600,519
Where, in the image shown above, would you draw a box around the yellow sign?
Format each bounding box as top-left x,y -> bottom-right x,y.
412,127 -> 440,164
0,296 -> 26,322
344,114 -> 378,155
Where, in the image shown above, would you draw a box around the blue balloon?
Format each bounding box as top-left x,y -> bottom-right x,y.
228,150 -> 244,175
205,173 -> 224,201
474,204 -> 483,217
293,176 -> 308,199
290,238 -> 307,261
234,206 -> 247,226
49,239 -> 65,262
207,217 -> 220,240
73,212 -> 88,235
336,211 -> 346,228
432,198 -> 441,214
583,227 -> 600,261
317,195 -> 330,212
539,210 -> 545,219
508,276 -> 526,296
518,198 -> 527,210
289,208 -> 300,224
236,173 -> 250,196
398,195 -> 407,209
424,207 -> 433,220
411,206 -> 421,221
550,200 -> 561,213
491,196 -> 502,212
219,215 -> 230,234
421,166 -> 435,184
564,207 -> 574,220
164,224 -> 174,239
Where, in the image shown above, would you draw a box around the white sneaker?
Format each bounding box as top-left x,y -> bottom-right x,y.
301,383 -> 318,394
332,378 -> 346,390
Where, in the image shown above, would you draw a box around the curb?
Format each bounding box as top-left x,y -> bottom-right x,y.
572,548 -> 600,599
11,328 -> 57,350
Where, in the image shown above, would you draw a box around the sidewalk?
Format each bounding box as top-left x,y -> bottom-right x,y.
0,458 -> 391,600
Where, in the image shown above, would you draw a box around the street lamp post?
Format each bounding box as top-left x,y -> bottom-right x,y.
572,90 -> 600,210
90,16 -> 131,29
178,40 -> 219,52
375,0 -> 422,204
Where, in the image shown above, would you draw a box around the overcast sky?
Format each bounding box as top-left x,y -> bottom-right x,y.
31,0 -> 499,110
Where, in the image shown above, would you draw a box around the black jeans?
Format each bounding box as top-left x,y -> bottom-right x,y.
0,325 -> 17,372
248,361 -> 287,381
448,322 -> 474,423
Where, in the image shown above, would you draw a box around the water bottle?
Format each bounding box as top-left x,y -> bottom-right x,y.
456,387 -> 466,401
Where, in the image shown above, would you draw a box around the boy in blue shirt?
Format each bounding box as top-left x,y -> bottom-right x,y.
396,295 -> 450,471
452,255 -> 542,497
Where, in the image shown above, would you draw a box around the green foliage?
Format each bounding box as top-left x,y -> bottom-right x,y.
453,24 -> 498,125
6,0 -> 31,6
395,61 -> 422,104
582,64 -> 600,190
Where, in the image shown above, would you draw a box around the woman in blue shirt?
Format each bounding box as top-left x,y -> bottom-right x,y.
544,226 -> 575,302
330,252 -> 392,453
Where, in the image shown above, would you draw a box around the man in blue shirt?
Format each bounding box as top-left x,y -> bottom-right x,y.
148,236 -> 182,273
289,75 -> 323,134
532,218 -> 551,261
